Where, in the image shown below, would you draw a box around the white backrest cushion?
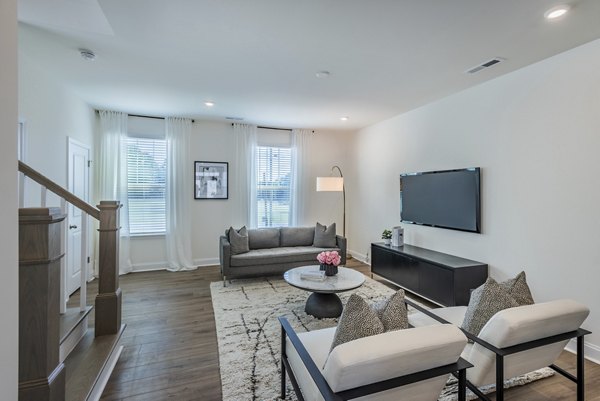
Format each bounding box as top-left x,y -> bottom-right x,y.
465,299 -> 589,386
323,324 -> 467,393
478,299 -> 589,348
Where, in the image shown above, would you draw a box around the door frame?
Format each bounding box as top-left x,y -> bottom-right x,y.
66,137 -> 91,297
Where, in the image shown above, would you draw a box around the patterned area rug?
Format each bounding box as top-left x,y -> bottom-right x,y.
210,276 -> 554,401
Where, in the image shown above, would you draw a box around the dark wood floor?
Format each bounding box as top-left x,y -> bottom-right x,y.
80,260 -> 600,400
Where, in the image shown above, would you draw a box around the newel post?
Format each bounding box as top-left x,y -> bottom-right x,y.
95,201 -> 122,336
19,207 -> 66,401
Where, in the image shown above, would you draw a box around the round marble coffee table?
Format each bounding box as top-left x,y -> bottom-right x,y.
284,265 -> 365,318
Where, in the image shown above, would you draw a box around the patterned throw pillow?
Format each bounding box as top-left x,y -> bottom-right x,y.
228,226 -> 249,255
329,290 -> 408,352
461,278 -> 519,336
375,289 -> 409,332
313,222 -> 337,248
329,294 -> 384,352
500,271 -> 534,306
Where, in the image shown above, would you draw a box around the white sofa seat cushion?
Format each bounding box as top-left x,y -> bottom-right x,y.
287,325 -> 466,401
286,327 -> 336,401
466,299 -> 589,386
408,306 -> 467,328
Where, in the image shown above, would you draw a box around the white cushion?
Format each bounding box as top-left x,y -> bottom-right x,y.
466,299 -> 589,386
408,306 -> 467,327
286,327 -> 336,401
407,299 -> 589,387
287,324 -> 467,401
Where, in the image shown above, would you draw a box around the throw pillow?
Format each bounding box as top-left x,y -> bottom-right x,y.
374,289 -> 409,332
330,294 -> 384,352
313,222 -> 337,248
228,226 -> 249,255
330,290 -> 409,353
500,271 -> 534,306
461,277 -> 519,336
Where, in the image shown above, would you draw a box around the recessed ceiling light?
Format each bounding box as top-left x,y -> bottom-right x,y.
545,5 -> 570,20
204,101 -> 215,107
79,48 -> 96,61
339,116 -> 349,121
315,71 -> 331,78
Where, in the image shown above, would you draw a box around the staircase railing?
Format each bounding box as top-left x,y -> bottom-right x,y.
18,161 -> 123,401
18,160 -> 122,335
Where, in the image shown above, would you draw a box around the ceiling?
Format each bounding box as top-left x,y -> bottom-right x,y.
17,0 -> 600,130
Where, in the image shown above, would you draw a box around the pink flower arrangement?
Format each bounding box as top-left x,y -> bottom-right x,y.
317,250 -> 341,266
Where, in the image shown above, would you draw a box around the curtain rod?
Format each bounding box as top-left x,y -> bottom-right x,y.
231,123 -> 314,133
129,113 -> 195,123
258,125 -> 292,132
229,123 -> 291,131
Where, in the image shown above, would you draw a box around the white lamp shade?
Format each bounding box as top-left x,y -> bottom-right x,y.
316,176 -> 344,192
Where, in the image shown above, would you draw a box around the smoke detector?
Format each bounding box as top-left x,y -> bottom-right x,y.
79,49 -> 96,61
465,57 -> 505,74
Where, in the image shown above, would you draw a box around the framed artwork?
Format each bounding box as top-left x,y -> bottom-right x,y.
194,161 -> 228,199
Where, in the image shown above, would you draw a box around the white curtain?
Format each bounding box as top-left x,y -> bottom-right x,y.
165,117 -> 195,271
290,129 -> 313,226
232,123 -> 258,227
97,110 -> 132,275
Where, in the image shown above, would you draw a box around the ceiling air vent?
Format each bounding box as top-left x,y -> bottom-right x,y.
465,57 -> 505,74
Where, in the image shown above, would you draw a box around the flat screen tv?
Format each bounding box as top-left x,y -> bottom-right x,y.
400,167 -> 481,233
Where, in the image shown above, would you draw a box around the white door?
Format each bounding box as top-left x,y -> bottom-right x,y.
67,138 -> 90,295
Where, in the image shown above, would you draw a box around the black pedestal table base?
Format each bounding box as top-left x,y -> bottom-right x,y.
305,292 -> 343,318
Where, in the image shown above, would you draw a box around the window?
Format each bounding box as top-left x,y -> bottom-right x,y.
256,146 -> 292,227
126,137 -> 167,235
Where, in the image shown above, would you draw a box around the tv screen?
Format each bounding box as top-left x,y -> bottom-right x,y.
400,168 -> 481,233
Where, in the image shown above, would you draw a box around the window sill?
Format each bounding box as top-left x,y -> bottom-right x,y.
130,233 -> 166,239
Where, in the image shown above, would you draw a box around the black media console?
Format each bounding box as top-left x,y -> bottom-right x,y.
371,243 -> 488,306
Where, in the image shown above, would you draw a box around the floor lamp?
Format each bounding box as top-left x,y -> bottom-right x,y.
316,166 -> 351,259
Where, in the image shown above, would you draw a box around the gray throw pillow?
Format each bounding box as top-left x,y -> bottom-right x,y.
461,278 -> 519,336
313,222 -> 337,248
280,227 -> 315,247
248,228 -> 280,249
228,226 -> 249,255
375,289 -> 409,332
500,271 -> 534,306
330,294 -> 384,352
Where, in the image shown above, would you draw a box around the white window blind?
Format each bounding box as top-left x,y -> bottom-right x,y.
126,137 -> 167,235
256,146 -> 292,228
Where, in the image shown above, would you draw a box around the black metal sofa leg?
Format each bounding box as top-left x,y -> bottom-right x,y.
458,369 -> 467,401
281,325 -> 287,399
578,335 -> 585,401
496,354 -> 504,401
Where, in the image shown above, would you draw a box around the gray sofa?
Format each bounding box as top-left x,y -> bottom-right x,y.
219,226 -> 346,285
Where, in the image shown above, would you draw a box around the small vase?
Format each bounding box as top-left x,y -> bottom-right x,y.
324,264 -> 338,276
384,238 -> 391,245
319,263 -> 326,271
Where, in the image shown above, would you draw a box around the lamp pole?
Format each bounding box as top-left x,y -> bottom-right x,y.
331,165 -> 345,238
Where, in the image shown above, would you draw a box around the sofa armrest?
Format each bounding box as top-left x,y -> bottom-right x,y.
219,235 -> 231,277
336,235 -> 347,265
280,317 -> 471,401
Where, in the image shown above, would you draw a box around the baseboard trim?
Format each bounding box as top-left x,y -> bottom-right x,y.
348,249 -> 370,265
130,258 -> 219,273
130,262 -> 168,272
565,338 -> 600,364
193,258 -> 219,267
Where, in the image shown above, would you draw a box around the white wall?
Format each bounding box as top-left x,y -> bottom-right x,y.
19,50 -> 97,207
129,122 -> 353,270
19,45 -> 98,279
348,38 -> 600,357
0,0 -> 18,397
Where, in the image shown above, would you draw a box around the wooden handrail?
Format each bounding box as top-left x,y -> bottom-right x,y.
18,160 -> 100,220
